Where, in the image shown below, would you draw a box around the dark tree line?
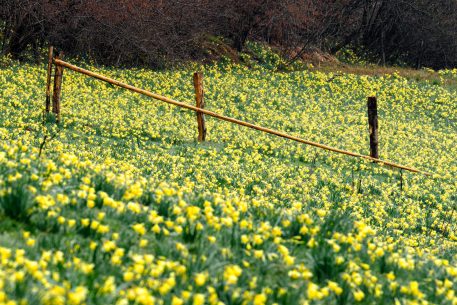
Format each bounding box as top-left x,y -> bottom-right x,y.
1,0 -> 456,68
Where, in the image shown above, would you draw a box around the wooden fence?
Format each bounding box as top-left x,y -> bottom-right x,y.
45,47 -> 432,177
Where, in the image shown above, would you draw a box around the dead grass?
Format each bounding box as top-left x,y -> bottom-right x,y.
309,61 -> 457,90
290,49 -> 456,89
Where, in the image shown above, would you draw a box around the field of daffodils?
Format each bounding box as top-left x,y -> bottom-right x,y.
1,54 -> 457,304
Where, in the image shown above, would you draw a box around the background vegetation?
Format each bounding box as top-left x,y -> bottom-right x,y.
1,0 -> 457,69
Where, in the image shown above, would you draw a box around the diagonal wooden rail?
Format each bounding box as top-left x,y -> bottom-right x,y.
53,58 -> 433,176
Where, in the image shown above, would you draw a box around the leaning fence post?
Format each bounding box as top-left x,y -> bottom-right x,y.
52,51 -> 64,123
45,46 -> 54,113
193,72 -> 206,142
367,96 -> 379,159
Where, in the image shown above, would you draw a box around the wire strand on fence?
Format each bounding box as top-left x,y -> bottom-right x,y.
53,58 -> 434,176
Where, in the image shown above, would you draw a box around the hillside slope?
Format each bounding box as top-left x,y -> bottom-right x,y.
1,60 -> 457,304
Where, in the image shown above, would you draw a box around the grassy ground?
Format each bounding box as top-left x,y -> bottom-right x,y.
0,52 -> 457,304
310,62 -> 457,91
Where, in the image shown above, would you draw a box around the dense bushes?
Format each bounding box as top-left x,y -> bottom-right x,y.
350,0 -> 457,68
1,0 -> 456,68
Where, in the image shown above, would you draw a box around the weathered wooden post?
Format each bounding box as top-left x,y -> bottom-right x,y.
45,46 -> 54,113
193,72 -> 206,142
367,96 -> 379,159
52,51 -> 64,123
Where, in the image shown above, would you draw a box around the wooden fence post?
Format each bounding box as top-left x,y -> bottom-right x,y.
193,72 -> 206,142
367,96 -> 379,159
45,46 -> 54,113
52,51 -> 64,123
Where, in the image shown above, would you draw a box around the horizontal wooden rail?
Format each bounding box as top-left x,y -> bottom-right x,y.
53,58 -> 433,176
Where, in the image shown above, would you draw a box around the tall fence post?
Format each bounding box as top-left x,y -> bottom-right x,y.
367,96 -> 379,159
45,46 -> 54,113
193,72 -> 206,142
52,51 -> 64,123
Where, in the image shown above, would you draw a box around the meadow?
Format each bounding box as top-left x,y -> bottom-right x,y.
0,51 -> 457,304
